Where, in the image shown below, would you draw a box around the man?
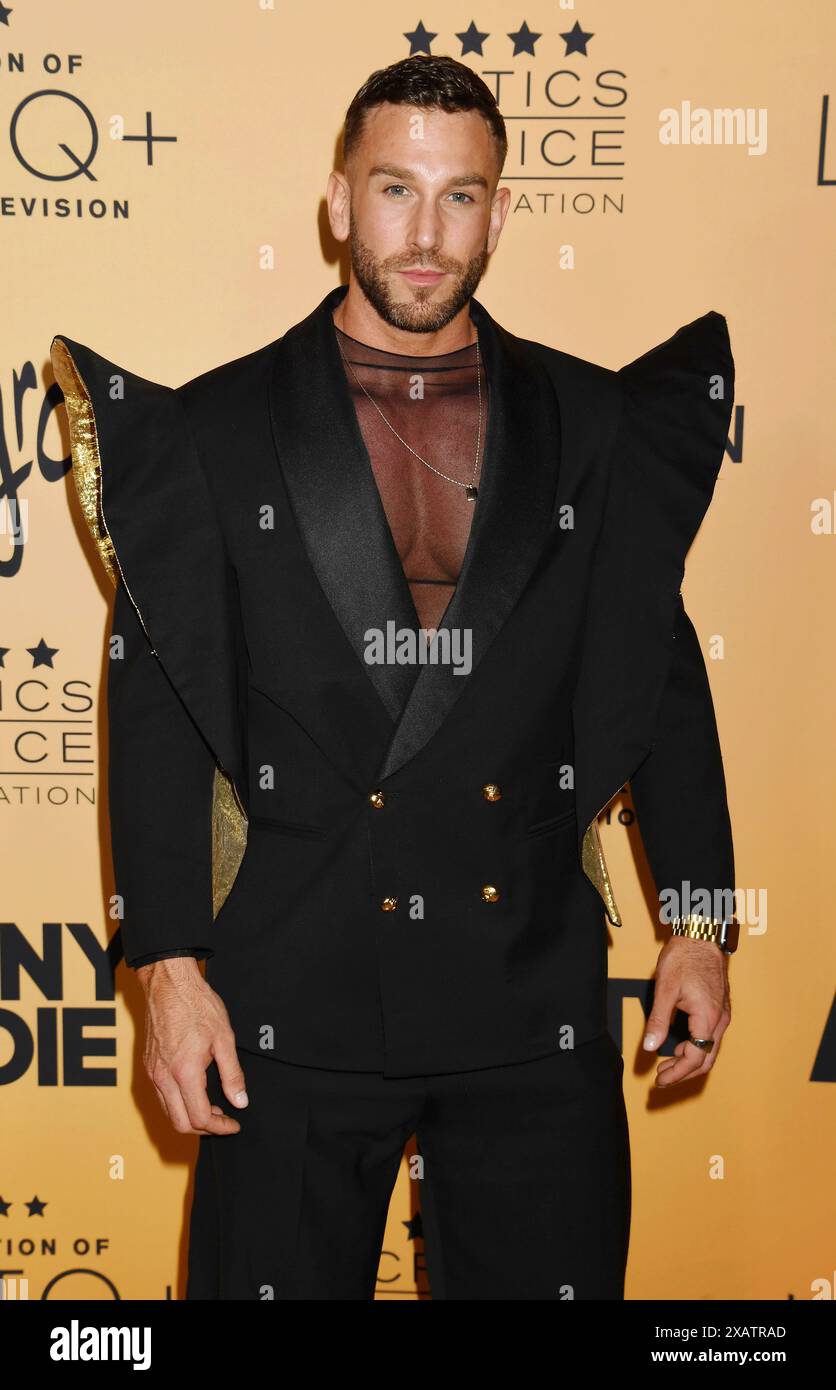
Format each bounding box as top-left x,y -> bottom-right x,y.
51,54 -> 737,1300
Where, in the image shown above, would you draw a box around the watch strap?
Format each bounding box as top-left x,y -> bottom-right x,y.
669,913 -> 740,954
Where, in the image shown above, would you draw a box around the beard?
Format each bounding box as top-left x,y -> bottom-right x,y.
348,210 -> 489,334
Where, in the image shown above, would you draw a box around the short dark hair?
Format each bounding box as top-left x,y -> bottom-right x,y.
342,55 -> 507,177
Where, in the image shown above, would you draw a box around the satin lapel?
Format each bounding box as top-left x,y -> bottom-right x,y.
267,285 -> 420,722
377,296 -> 561,780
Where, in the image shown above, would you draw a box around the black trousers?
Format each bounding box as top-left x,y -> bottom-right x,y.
185,1032 -> 631,1300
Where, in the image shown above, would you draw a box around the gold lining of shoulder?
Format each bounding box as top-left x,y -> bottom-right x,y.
211,767 -> 249,917
582,816 -> 622,927
50,335 -> 248,921
50,337 -> 118,588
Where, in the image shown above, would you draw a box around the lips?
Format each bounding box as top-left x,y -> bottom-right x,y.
399,269 -> 446,284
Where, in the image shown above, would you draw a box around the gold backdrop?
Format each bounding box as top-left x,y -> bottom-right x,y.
4,0 -> 834,1301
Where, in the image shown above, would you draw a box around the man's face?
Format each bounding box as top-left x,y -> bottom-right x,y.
332,102 -> 509,333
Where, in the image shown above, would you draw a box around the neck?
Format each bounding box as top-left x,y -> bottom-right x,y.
332,275 -> 477,355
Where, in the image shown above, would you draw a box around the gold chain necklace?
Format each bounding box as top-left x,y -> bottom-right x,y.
336,330 -> 483,501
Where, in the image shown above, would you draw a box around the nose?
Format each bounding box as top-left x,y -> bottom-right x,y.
406,197 -> 444,257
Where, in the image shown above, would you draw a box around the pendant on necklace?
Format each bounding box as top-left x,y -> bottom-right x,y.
466,485 -> 478,501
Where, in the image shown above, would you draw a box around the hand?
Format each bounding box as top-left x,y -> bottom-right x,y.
643,936 -> 731,1087
136,957 -> 249,1135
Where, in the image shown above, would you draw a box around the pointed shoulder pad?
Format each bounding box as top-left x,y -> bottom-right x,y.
572,311 -> 734,924
617,309 -> 734,501
50,335 -> 183,590
50,334 -> 247,837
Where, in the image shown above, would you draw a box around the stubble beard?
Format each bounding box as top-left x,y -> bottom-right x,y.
348,211 -> 489,334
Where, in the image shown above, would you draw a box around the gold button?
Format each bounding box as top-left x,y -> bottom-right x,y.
380,896 -> 399,912
482,783 -> 501,802
481,884 -> 500,903
369,790 -> 386,809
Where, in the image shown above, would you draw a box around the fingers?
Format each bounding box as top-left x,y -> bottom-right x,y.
654,1006 -> 728,1087
178,1062 -> 242,1135
149,1062 -> 242,1136
694,1008 -> 730,1075
642,981 -> 678,1055
655,1044 -> 707,1085
213,1030 -> 249,1111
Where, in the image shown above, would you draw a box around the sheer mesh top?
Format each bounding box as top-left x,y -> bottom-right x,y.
333,321 -> 489,631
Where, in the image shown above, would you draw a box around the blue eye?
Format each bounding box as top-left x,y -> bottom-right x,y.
381,185 -> 474,202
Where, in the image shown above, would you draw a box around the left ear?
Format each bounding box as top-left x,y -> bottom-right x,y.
326,169 -> 350,243
487,184 -> 511,254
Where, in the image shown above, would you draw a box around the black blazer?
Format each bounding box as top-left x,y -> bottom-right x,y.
50,284 -> 735,1077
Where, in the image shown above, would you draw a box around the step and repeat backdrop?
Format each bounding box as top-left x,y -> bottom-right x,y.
2,1 -> 834,1301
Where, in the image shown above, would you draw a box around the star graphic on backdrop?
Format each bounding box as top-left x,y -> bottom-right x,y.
0,1196 -> 11,1216
0,647 -> 9,667
0,6 -> 13,28
403,1211 -> 424,1240
456,20 -> 489,56
25,1195 -> 48,1216
404,20 -> 437,55
560,20 -> 594,56
27,638 -> 58,668
507,20 -> 541,57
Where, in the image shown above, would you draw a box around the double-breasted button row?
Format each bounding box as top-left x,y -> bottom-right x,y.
380,889 -> 500,910
373,785 -> 501,806
481,786 -> 501,900
370,792 -> 392,911
375,785 -> 502,912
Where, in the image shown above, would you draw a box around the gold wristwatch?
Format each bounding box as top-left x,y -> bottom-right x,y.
669,914 -> 740,954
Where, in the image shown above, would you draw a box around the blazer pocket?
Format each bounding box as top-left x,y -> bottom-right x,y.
522,805 -> 577,840
248,814 -> 329,840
